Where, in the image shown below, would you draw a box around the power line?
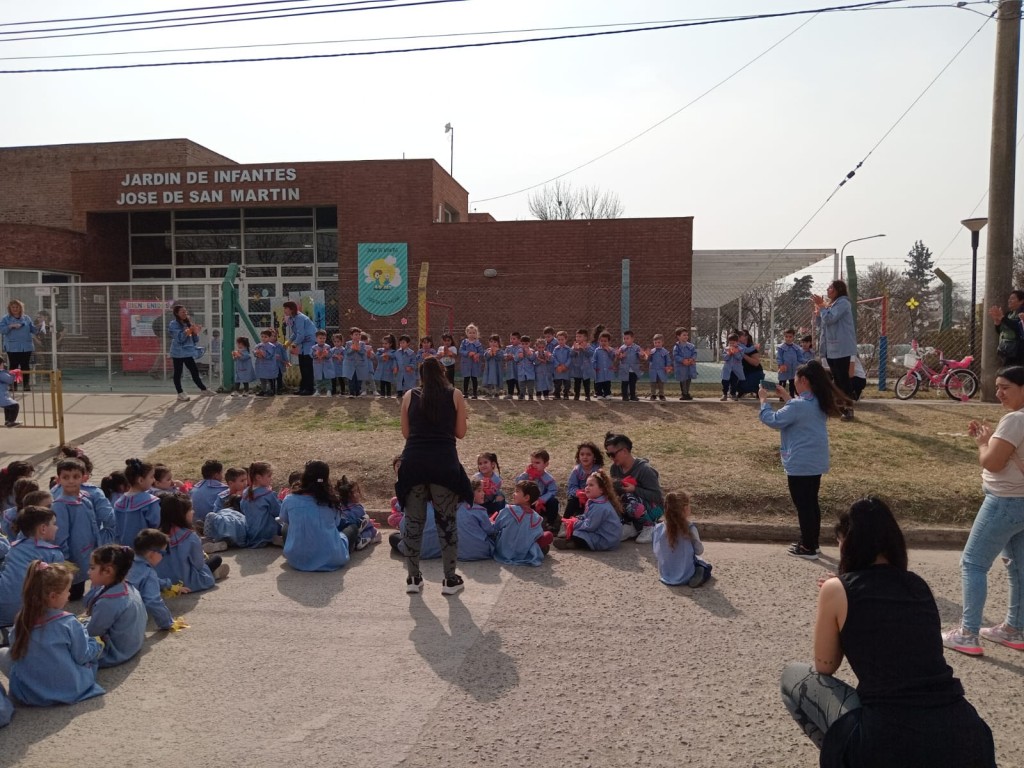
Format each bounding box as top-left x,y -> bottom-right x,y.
0,0 -> 932,71
0,0 -> 463,43
0,0 -> 329,28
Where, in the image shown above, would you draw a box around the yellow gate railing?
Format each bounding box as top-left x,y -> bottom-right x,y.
12,370 -> 65,446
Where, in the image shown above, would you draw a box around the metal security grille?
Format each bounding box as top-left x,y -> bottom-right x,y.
10,370 -> 65,445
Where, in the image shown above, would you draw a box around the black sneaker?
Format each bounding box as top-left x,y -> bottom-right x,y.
441,574 -> 465,596
786,543 -> 819,560
406,574 -> 423,594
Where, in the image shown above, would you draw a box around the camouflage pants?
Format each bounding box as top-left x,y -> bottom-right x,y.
780,663 -> 860,749
404,484 -> 459,579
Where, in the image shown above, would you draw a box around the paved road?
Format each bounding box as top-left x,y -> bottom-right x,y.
2,542 -> 1019,767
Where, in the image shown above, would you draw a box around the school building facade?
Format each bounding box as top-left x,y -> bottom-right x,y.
0,139 -> 694,348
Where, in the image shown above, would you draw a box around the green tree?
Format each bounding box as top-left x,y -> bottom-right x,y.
903,240 -> 935,310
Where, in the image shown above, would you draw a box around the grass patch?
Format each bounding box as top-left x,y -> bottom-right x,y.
146,397 -> 1003,527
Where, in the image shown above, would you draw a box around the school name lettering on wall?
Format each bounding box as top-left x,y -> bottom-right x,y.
115,167 -> 300,206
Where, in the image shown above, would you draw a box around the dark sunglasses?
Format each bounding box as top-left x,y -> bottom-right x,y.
606,449 -> 621,458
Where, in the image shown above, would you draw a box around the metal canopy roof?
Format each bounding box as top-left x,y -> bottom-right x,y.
691,249 -> 835,309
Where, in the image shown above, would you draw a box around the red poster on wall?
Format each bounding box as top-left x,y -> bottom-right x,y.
120,300 -> 172,372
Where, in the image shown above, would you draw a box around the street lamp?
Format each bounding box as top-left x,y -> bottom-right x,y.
838,234 -> 886,280
444,123 -> 454,177
961,217 -> 988,360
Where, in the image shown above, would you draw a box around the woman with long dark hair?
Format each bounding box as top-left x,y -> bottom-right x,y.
781,498 -> 995,767
279,461 -> 350,572
167,304 -> 213,402
812,280 -> 858,421
396,356 -> 471,595
758,360 -> 846,560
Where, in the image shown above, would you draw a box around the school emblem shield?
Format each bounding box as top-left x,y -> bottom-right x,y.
357,242 -> 408,316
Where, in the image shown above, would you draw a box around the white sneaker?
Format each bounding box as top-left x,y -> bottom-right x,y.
177,393 -> 191,402
620,523 -> 638,541
202,539 -> 227,554
213,562 -> 230,580
231,391 -> 241,397
635,526 -> 654,544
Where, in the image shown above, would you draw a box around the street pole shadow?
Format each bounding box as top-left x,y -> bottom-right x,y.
408,597 -> 518,703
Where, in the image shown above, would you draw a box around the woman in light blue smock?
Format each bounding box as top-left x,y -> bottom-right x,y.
0,299 -> 38,390
812,280 -> 858,419
167,303 -> 212,401
279,461 -> 350,572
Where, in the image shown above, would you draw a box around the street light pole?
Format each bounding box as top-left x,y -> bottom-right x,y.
839,234 -> 886,280
962,217 -> 989,361
444,123 -> 454,177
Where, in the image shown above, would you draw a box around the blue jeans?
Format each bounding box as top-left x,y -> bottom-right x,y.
960,490 -> 1024,633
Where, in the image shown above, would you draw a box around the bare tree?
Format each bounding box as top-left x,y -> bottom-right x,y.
1014,227 -> 1024,287
527,181 -> 623,221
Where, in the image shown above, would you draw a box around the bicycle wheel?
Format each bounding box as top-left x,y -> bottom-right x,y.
894,372 -> 920,400
944,369 -> 980,401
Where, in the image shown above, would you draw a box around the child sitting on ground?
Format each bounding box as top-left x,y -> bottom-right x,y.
83,545 -> 147,667
115,458 -> 160,548
157,493 -> 228,592
473,452 -> 504,515
515,450 -> 560,533
457,480 -> 495,561
279,461 -> 350,572
492,480 -> 552,566
6,561 -> 105,706
240,462 -> 282,548
0,507 -> 65,627
189,460 -> 227,531
553,470 -> 622,552
651,491 -> 711,587
202,494 -> 247,549
128,529 -> 189,631
336,476 -> 381,551
2,477 -> 38,538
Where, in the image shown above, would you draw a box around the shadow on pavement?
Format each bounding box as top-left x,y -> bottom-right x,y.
274,562 -> 346,608
662,579 -> 741,619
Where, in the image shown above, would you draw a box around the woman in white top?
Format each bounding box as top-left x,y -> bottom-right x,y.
943,365 -> 1024,656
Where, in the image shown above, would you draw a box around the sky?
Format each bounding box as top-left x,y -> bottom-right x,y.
1,0 -> 1020,298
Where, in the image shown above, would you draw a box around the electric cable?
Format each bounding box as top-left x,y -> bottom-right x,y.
0,0 -> 330,28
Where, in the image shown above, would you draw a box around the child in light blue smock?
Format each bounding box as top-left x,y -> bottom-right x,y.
156,495 -> 223,592
273,330 -> 289,393
115,459 -> 160,547
83,545 -> 147,667
231,336 -> 255,396
503,332 -> 521,399
720,333 -> 745,401
799,334 -> 815,363
553,470 -> 622,552
776,328 -> 803,398
672,327 -> 698,400
279,461 -> 350,572
591,332 -> 616,399
190,460 -> 227,524
651,491 -> 711,587
569,329 -> 596,401
240,462 -> 282,547
457,480 -> 495,561
0,506 -> 65,627
254,330 -> 280,396
473,451 -> 504,515
533,338 -> 553,399
203,493 -> 248,548
493,481 -> 552,566
0,363 -> 21,427
550,331 -> 573,400
647,334 -> 672,401
335,476 -> 379,551
564,441 -> 603,521
459,324 -> 484,399
8,561 -> 104,707
515,336 -> 537,400
329,332 -> 347,396
51,459 -> 101,598
311,330 -> 334,396
616,330 -> 644,402
394,335 -> 418,396
2,476 -> 39,538
482,335 -> 504,398
375,333 -> 398,398
127,529 -> 180,631
343,327 -> 372,396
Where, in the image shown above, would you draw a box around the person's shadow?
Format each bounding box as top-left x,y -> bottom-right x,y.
408,597 -> 518,703
275,561 -> 347,608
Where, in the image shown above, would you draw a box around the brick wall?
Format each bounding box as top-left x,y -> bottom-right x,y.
0,224 -> 86,274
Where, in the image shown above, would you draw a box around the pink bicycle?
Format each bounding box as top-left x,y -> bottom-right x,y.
893,341 -> 979,401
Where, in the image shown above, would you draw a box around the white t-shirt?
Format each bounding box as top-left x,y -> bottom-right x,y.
982,408 -> 1024,497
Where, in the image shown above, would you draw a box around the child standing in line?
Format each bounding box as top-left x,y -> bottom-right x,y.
231,336 -> 255,396
492,480 -> 552,566
375,333 -> 398,398
553,470 -> 622,552
651,490 -> 711,587
417,336 -> 436,368
330,332 -> 347,396
459,324 -> 483,399
361,332 -> 378,397
482,335 -> 504,398
799,334 -> 815,363
114,459 -> 160,548
394,335 -> 418,397
438,333 -> 458,387
457,480 -> 495,561
533,338 -> 553,400
0,360 -> 21,428
311,330 -> 335,397
673,327 -> 698,401
8,561 -> 105,706
503,332 -> 522,399
543,326 -> 558,352
720,332 -> 744,401
343,327 -> 372,397
473,452 -> 504,515
0,506 -> 65,627
776,328 -> 803,398
201,493 -> 248,549
157,493 -> 228,591
569,329 -> 595,401
271,328 -> 288,395
240,462 -> 282,548
592,332 -> 616,400
550,330 -> 573,400
279,461 -> 350,572
83,545 -> 147,667
128,529 -> 188,631
253,329 -> 280,396
616,330 -> 644,402
564,441 -> 603,521
647,334 -> 671,401
515,449 -> 560,532
190,459 -> 226,531
515,336 -> 537,400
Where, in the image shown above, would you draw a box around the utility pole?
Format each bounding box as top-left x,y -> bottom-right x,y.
982,0 -> 1022,401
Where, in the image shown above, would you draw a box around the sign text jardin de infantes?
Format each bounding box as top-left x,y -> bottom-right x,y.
114,167 -> 300,206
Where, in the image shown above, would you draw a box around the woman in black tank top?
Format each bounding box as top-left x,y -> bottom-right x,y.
781,498 -> 995,767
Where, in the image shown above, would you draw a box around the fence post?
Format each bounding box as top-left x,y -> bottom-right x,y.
934,268 -> 954,331
846,254 -> 858,338
418,262 -> 429,341
221,264 -> 239,391
621,259 -> 630,332
878,293 -> 888,391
